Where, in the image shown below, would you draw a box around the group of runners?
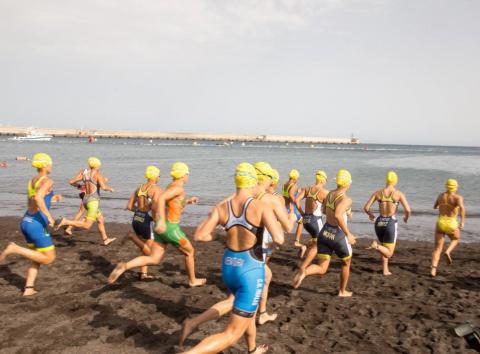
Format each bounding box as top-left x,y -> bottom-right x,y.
0,153 -> 466,353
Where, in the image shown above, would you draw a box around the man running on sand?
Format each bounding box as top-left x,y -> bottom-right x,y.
293,169 -> 356,297
363,171 -> 411,276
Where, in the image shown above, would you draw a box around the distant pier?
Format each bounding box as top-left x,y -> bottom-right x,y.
0,126 -> 360,145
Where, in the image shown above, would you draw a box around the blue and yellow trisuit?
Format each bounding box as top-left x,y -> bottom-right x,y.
20,176 -> 55,252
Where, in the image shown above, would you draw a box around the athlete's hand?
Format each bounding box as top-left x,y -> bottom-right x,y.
347,233 -> 357,246
368,213 -> 375,222
154,220 -> 166,234
403,215 -> 409,224
460,222 -> 464,230
109,188 -> 115,193
47,216 -> 55,228
189,197 -> 199,205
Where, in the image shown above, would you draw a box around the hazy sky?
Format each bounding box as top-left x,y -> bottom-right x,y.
1,0 -> 479,146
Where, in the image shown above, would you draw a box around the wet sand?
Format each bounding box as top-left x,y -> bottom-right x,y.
0,217 -> 479,353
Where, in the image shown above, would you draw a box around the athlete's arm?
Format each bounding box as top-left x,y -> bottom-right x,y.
97,173 -> 114,192
363,192 -> 377,221
126,191 -> 136,211
458,196 -> 465,229
194,206 -> 221,242
34,178 -> 55,226
335,197 -> 356,245
398,192 -> 411,223
69,171 -> 84,187
155,186 -> 182,234
433,196 -> 440,209
294,188 -> 306,214
262,205 -> 284,246
271,196 -> 294,233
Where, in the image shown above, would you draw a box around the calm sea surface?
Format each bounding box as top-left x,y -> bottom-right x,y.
0,138 -> 478,242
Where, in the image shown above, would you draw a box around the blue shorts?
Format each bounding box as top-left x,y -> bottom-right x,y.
222,248 -> 265,318
317,223 -> 352,261
20,212 -> 55,252
286,204 -> 303,223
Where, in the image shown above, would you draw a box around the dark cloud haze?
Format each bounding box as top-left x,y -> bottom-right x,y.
1,0 -> 479,145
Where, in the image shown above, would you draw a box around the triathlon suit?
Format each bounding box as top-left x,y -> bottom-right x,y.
222,197 -> 265,318
82,169 -> 101,221
374,190 -> 398,246
317,193 -> 352,261
437,197 -> 460,235
282,182 -> 302,223
256,191 -> 274,260
131,184 -> 154,240
20,176 -> 55,252
154,185 -> 188,248
302,187 -> 324,240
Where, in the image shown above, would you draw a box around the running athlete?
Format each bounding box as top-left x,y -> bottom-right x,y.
178,163 -> 292,346
182,163 -> 284,354
294,170 -> 329,276
431,179 -> 465,277
126,165 -> 162,280
56,157 -> 116,245
109,162 -> 205,287
283,169 -> 306,257
363,171 -> 411,276
292,169 -> 356,296
0,153 -> 61,296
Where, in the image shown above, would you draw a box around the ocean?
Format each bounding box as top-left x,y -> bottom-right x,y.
0,138 -> 478,242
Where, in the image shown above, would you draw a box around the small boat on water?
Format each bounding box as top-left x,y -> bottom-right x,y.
9,130 -> 53,142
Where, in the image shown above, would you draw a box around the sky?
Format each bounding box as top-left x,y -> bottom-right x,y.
0,0 -> 479,146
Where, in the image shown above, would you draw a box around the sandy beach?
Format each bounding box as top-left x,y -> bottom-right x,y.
0,216 -> 479,354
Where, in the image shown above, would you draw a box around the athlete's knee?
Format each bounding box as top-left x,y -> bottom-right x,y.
341,258 -> 352,266
43,251 -> 56,264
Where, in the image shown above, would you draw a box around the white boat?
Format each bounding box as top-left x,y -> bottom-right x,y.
9,131 -> 53,142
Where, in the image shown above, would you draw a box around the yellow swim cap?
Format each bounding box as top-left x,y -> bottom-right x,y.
336,169 -> 352,188
170,162 -> 189,179
446,179 -> 458,192
88,157 -> 101,168
31,153 -> 52,169
315,170 -> 328,183
271,169 -> 280,185
289,169 -> 300,180
254,162 -> 273,183
386,171 -> 398,186
145,165 -> 160,180
235,162 -> 258,189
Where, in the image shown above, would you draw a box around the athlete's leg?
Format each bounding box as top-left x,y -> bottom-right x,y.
0,242 -> 55,265
445,229 -> 460,264
97,213 -> 116,245
182,314 -> 254,354
244,317 -> 268,353
431,230 -> 445,277
24,261 -> 40,296
108,241 -> 165,283
179,294 -> 235,346
65,203 -> 85,235
56,217 -> 94,231
293,257 -> 330,289
258,264 -> 277,325
128,232 -> 152,277
299,240 -> 317,271
294,223 -> 306,258
178,239 -> 206,287
339,258 -> 353,297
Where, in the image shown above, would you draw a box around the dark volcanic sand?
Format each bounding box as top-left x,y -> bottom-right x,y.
0,217 -> 479,354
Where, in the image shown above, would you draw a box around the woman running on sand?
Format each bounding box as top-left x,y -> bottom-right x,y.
293,169 -> 356,297
56,157 -> 116,245
431,179 -> 465,277
363,171 -> 411,276
125,165 -> 162,280
0,153 -> 62,296
179,163 -> 292,347
109,162 -> 205,287
182,163 -> 284,354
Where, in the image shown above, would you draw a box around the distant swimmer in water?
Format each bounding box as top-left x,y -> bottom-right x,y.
182,163 -> 284,354
125,165 -> 162,280
282,169 -> 306,258
294,170 -> 329,277
363,171 -> 411,276
109,162 -> 205,287
178,164 -> 292,347
0,153 -> 62,296
56,157 -> 116,245
293,169 -> 356,297
431,179 -> 465,277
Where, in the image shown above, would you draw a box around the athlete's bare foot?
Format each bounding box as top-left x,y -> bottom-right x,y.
258,311 -> 278,325
65,227 -> 73,236
55,218 -> 68,231
338,290 -> 353,297
383,271 -> 393,276
295,242 -> 307,259
23,287 -> 38,296
249,344 -> 269,354
430,265 -> 437,277
139,273 -> 154,281
0,242 -> 17,263
367,240 -> 379,250
103,238 -> 116,246
292,270 -> 306,289
444,252 -> 453,265
179,318 -> 196,346
188,278 -> 207,287
108,263 -> 127,284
